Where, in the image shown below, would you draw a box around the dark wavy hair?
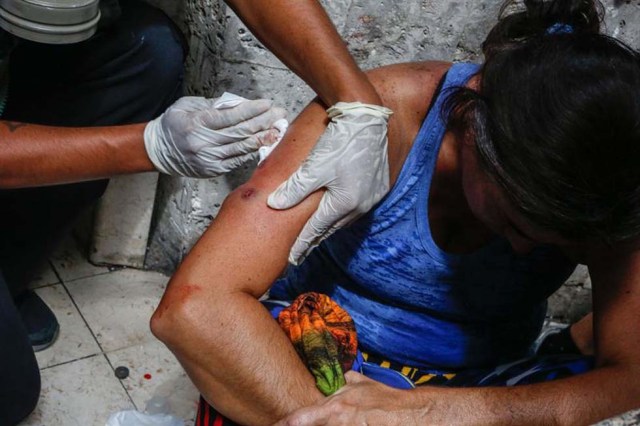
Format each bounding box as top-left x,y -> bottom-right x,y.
446,0 -> 640,244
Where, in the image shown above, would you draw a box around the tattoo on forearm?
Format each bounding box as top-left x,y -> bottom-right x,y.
3,121 -> 28,133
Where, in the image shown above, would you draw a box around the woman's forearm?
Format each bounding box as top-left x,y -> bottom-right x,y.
152,184 -> 326,425
0,121 -> 152,188
151,101 -> 332,424
154,287 -> 323,425
409,364 -> 640,425
276,363 -> 640,425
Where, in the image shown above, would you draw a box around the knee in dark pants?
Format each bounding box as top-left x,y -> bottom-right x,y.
2,371 -> 41,425
0,273 -> 41,425
114,0 -> 187,114
136,11 -> 186,85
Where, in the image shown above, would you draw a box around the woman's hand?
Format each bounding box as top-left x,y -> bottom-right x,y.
274,371 -> 426,426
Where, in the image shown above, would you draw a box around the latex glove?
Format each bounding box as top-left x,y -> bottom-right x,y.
268,102 -> 393,265
144,96 -> 286,177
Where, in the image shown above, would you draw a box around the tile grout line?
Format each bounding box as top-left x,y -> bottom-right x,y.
52,269 -> 114,285
30,281 -> 62,291
48,259 -> 138,409
49,260 -> 107,355
39,352 -> 101,371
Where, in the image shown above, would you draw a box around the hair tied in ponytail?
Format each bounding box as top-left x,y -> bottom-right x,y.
545,22 -> 574,35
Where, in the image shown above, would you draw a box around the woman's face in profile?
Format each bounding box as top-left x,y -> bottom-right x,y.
460,140 -> 572,255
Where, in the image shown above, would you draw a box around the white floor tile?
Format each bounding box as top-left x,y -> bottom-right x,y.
50,233 -> 110,282
19,355 -> 134,426
106,339 -> 199,421
34,284 -> 101,369
66,269 -> 169,352
28,261 -> 60,289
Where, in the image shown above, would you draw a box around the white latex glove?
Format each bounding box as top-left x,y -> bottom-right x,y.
268,102 -> 393,265
144,96 -> 286,177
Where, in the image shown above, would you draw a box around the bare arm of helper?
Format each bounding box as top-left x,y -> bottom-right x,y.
0,121 -> 151,188
151,61 -> 450,425
224,0 -> 381,106
0,97 -> 284,187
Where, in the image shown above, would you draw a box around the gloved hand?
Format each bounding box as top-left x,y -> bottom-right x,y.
268,102 -> 393,265
144,96 -> 286,178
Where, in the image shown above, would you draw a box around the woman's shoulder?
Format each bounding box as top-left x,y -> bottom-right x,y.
367,60 -> 453,83
366,60 -> 453,118
364,61 -> 454,184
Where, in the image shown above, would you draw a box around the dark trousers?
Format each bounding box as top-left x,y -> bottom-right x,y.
0,0 -> 185,423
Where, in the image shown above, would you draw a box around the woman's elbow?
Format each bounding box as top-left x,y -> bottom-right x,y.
150,296 -> 183,348
150,283 -> 211,349
150,299 -> 172,344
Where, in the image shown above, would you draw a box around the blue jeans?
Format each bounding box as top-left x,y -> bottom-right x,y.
0,1 -> 185,423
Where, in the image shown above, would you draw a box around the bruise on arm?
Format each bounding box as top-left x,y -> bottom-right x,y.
240,187 -> 257,199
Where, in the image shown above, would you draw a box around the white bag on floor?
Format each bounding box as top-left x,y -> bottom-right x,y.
105,410 -> 183,426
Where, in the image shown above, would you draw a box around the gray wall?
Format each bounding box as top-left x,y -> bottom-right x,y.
143,0 -> 640,283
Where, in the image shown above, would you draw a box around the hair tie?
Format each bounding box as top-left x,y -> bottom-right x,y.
546,23 -> 574,35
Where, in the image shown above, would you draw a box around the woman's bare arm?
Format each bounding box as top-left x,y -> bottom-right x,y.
150,61 -> 449,425
152,101 -> 329,425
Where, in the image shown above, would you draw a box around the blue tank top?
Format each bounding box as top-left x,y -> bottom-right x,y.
271,63 -> 575,371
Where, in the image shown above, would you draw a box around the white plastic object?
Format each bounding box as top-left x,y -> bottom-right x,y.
105,396 -> 183,426
145,395 -> 172,415
105,410 -> 183,426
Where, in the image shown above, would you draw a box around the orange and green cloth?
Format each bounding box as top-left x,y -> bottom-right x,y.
277,292 -> 358,396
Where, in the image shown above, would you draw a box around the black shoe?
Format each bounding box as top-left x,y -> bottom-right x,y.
15,290 -> 60,352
